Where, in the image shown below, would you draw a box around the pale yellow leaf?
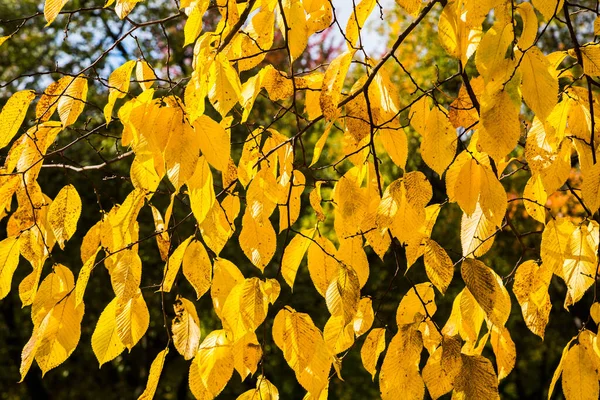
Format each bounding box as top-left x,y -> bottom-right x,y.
172,297 -> 201,360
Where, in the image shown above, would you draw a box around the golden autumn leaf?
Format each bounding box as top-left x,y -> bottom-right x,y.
47,184 -> 82,249
0,90 -> 36,150
138,348 -> 169,400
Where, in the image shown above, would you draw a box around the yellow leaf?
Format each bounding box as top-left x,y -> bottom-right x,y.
135,60 -> 156,91
74,248 -> 100,307
20,265 -> 83,377
582,162 -> 600,214
0,36 -> 10,47
326,265 -> 361,324
189,330 -> 234,399
461,203 -> 497,257
164,114 -> 200,190
262,67 -> 294,101
172,296 -> 201,360
523,174 -> 548,223
320,50 -> 354,120
324,314 -> 355,354
187,156 -> 215,225
48,184 -> 82,249
379,325 -> 424,400
44,0 -> 69,25
110,249 -> 142,302
237,375 -> 279,400
345,0 -> 376,49
512,260 -> 552,338
104,60 -> 136,123
211,258 -> 244,320
161,236 -> 193,293
200,198 -> 234,255
422,335 -> 461,399
449,77 -> 482,128
282,229 -> 316,289
116,290 -> 149,349
574,43 -> 600,76
239,212 -> 276,272
309,182 -> 326,221
396,282 -> 436,326
0,90 -> 36,150
0,237 -> 21,299
114,0 -> 143,19
490,325 -> 515,381
353,297 -> 374,336
232,331 -> 262,380
361,328 -> 386,380
209,54 -> 241,117
309,123 -> 331,167
438,1 -> 482,64
516,2 -> 538,49
184,0 -> 210,46
461,259 -> 510,327
520,47 -> 558,122
479,90 -> 521,162
194,115 -> 230,172
57,75 -> 88,127
563,222 -> 598,307
307,234 -> 339,296
475,21 -> 513,79
541,217 -> 575,276
279,171 -> 305,232
272,307 -> 331,396
281,0 -> 309,60
423,239 -> 454,294
531,0 -> 563,20
591,303 -> 600,324
138,348 -> 169,400
222,278 -> 272,340
182,240 -> 212,299
549,338 -> 576,399
421,107 -> 456,175
379,126 -> 408,170
80,220 -> 102,264
36,79 -> 69,122
562,342 -> 600,400
396,0 -> 420,16
185,70 -> 209,123
131,156 -> 161,194
453,354 -> 500,399
92,297 -> 126,366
